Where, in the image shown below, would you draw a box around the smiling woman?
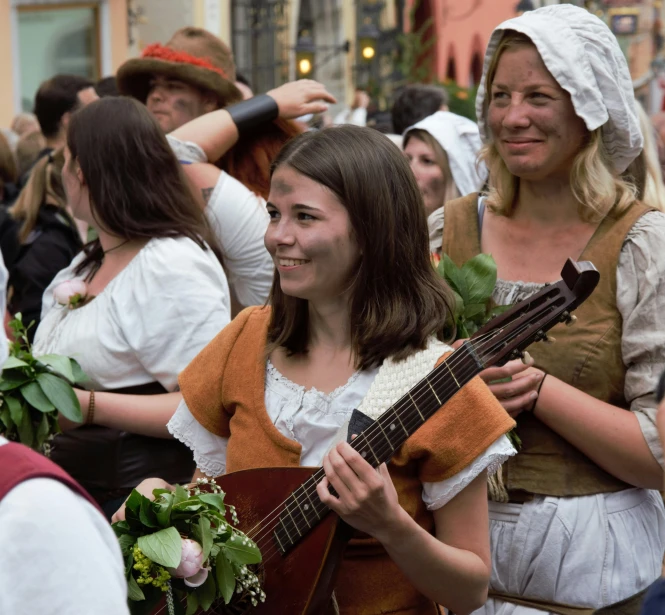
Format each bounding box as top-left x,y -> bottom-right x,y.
439,5 -> 665,615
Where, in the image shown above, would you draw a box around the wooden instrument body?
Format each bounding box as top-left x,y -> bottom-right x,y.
216,466 -> 348,615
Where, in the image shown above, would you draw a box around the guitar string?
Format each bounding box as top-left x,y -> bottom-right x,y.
240,325 -> 506,545
244,313 -> 547,564
246,313 -> 545,558
250,317 -> 540,569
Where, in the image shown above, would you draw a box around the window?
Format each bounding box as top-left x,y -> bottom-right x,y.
17,3 -> 100,111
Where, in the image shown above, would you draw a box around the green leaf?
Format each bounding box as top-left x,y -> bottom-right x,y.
69,359 -> 87,383
198,493 -> 225,514
125,490 -> 144,516
464,303 -> 486,322
215,550 -> 236,604
139,496 -> 158,528
461,254 -> 497,305
0,406 -> 14,431
154,493 -> 173,528
137,527 -> 182,568
37,355 -> 75,382
127,574 -> 145,601
173,484 -> 189,506
489,304 -> 512,318
442,254 -> 468,303
199,516 -> 212,561
196,572 -> 216,611
6,396 -> 23,426
117,534 -> 137,557
20,382 -> 55,412
36,373 -> 82,423
0,373 -> 31,391
17,407 -> 34,447
35,412 -> 50,449
112,520 -> 131,535
185,592 -> 199,615
222,535 -> 262,565
3,356 -> 29,369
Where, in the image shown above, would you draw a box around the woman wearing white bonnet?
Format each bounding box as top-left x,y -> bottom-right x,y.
439,5 -> 665,615
403,111 -> 487,251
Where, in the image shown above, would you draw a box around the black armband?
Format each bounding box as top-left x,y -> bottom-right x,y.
226,94 -> 279,136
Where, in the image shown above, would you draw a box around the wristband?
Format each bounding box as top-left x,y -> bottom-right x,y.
527,374 -> 547,413
86,390 -> 96,425
226,94 -> 279,136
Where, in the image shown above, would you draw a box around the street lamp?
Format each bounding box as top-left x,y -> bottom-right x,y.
358,17 -> 380,63
295,30 -> 316,78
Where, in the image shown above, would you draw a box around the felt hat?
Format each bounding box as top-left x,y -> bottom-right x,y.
117,27 -> 243,107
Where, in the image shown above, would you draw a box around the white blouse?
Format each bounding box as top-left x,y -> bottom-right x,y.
33,237 -> 231,392
168,360 -> 516,511
167,135 -> 275,307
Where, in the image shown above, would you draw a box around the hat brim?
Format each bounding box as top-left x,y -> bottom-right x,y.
116,57 -> 243,107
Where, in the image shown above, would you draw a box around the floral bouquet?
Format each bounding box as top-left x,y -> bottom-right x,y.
112,479 -> 265,615
0,314 -> 85,455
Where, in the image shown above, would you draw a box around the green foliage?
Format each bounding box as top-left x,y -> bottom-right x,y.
0,314 -> 86,453
113,479 -> 265,614
435,254 -> 511,340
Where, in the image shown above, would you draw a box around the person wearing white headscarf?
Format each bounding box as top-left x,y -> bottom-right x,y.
436,5 -> 665,615
403,111 -> 487,252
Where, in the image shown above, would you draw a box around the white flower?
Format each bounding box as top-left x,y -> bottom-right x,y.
53,280 -> 88,307
168,538 -> 203,579
183,567 -> 209,588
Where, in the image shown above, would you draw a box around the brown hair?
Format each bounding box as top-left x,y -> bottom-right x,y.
16,129 -> 46,178
481,31 -> 637,221
66,97 -> 223,277
266,126 -> 456,370
10,149 -> 67,242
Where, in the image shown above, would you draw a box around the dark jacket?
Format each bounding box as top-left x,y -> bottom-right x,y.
8,205 -> 83,340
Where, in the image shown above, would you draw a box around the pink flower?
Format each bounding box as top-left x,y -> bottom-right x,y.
184,567 -> 209,588
168,538 -> 204,579
53,280 -> 88,308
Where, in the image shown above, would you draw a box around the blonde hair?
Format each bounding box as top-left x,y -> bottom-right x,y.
404,129 -> 461,209
10,149 -> 67,243
481,31 -> 638,222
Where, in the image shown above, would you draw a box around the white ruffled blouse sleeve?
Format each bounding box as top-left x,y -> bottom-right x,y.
168,398 -> 228,477
422,434 -> 516,510
616,210 -> 665,467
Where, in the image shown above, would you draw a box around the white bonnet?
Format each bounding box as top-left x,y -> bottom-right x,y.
475,4 -> 642,173
405,111 -> 488,196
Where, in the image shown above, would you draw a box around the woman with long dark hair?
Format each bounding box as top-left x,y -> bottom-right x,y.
118,125 -> 516,614
34,96 -> 231,517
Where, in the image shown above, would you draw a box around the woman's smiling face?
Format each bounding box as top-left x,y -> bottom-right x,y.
488,44 -> 588,182
265,165 -> 361,303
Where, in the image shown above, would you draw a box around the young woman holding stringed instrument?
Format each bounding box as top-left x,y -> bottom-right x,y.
432,5 -> 665,615
115,117 -> 520,613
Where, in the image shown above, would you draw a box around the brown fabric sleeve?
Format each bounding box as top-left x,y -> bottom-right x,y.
395,355 -> 515,482
178,306 -> 268,437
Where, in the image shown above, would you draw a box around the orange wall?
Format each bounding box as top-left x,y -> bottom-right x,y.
406,0 -> 521,87
110,0 -> 129,72
0,0 -> 15,127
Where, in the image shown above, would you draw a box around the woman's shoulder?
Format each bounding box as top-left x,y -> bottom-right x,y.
624,209 -> 665,243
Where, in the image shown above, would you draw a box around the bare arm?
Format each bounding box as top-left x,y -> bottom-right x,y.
64,390 -> 183,439
534,376 -> 663,489
317,442 -> 490,614
170,79 -> 336,164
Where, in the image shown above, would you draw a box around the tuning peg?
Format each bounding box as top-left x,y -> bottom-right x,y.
521,351 -> 533,365
565,315 -> 577,327
543,335 -> 556,345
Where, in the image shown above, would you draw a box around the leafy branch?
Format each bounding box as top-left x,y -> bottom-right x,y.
0,314 -> 86,454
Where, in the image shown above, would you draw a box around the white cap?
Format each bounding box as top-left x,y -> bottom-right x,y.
405,111 -> 487,196
475,4 -> 642,173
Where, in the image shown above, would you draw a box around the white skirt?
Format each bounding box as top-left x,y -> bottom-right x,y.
475,489 -> 665,614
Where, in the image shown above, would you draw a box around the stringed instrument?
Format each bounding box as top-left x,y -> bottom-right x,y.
159,258 -> 599,615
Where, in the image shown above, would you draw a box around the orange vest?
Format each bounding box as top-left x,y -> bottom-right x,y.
442,193 -> 651,497
179,306 -> 514,615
